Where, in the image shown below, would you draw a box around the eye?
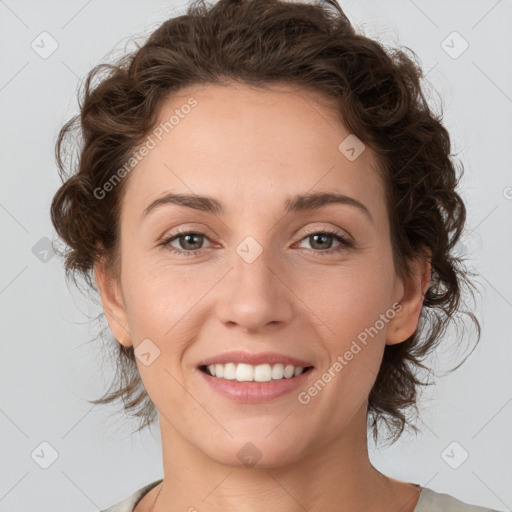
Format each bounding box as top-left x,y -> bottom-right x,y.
295,229 -> 353,256
161,229 -> 212,256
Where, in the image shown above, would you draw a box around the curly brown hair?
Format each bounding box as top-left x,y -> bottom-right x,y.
50,0 -> 480,445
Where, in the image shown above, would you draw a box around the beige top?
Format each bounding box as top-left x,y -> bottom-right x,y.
100,479 -> 501,512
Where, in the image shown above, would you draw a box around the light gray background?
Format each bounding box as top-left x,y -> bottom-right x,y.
1,0 -> 511,511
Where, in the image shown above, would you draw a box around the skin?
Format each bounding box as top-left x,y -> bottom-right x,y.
95,82 -> 431,512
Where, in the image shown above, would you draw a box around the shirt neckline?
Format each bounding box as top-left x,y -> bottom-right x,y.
132,479 -> 164,511
132,480 -> 425,512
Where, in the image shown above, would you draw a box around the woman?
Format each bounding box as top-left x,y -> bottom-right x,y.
50,0 -> 500,510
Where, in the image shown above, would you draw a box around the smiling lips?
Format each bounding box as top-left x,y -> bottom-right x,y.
198,350 -> 314,380
197,350 -> 314,391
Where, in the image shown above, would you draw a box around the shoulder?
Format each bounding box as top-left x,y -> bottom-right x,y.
415,487 -> 502,512
99,480 -> 163,512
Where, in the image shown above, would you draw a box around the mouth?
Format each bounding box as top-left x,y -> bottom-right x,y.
197,363 -> 315,403
199,363 -> 314,382
196,350 -> 315,402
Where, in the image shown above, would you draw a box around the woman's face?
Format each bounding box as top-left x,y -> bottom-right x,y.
96,82 -> 425,467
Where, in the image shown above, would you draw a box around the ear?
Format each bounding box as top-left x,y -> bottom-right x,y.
94,258 -> 133,348
386,250 -> 431,346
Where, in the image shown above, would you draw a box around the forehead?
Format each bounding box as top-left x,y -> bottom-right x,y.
122,82 -> 386,221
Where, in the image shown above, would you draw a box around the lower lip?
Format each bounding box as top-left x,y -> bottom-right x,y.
197,367 -> 314,403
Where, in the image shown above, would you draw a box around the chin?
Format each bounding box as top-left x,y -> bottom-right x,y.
198,431 -> 310,470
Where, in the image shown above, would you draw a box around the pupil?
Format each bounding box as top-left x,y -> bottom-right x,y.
311,234 -> 331,249
183,234 -> 202,250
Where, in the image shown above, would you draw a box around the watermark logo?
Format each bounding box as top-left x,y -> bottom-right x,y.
135,338 -> 161,366
31,441 -> 59,469
338,134 -> 365,161
236,236 -> 264,264
441,441 -> 469,469
32,237 -> 55,263
31,31 -> 59,59
237,442 -> 262,468
441,31 -> 469,60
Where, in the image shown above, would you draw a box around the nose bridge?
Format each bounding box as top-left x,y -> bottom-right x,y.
216,235 -> 293,330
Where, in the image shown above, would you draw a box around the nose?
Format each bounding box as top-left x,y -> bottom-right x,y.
215,246 -> 294,333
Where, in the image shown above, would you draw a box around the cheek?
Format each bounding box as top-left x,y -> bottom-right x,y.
306,255 -> 395,338
120,248 -> 203,337
305,252 -> 395,394
304,272 -> 392,424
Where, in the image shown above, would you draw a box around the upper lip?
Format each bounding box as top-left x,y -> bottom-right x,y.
198,350 -> 314,368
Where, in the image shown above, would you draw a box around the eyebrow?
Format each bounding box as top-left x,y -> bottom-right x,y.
142,191 -> 373,223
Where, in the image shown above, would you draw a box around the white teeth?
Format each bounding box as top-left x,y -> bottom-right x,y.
271,363 -> 284,379
203,362 -> 308,382
215,364 -> 224,378
235,363 -> 254,382
254,364 -> 272,382
223,362 -> 236,380
283,364 -> 295,378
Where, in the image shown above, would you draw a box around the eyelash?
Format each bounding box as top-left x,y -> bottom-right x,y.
160,227 -> 353,258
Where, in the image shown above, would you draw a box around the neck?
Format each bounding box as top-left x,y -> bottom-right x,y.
151,404 -> 420,512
